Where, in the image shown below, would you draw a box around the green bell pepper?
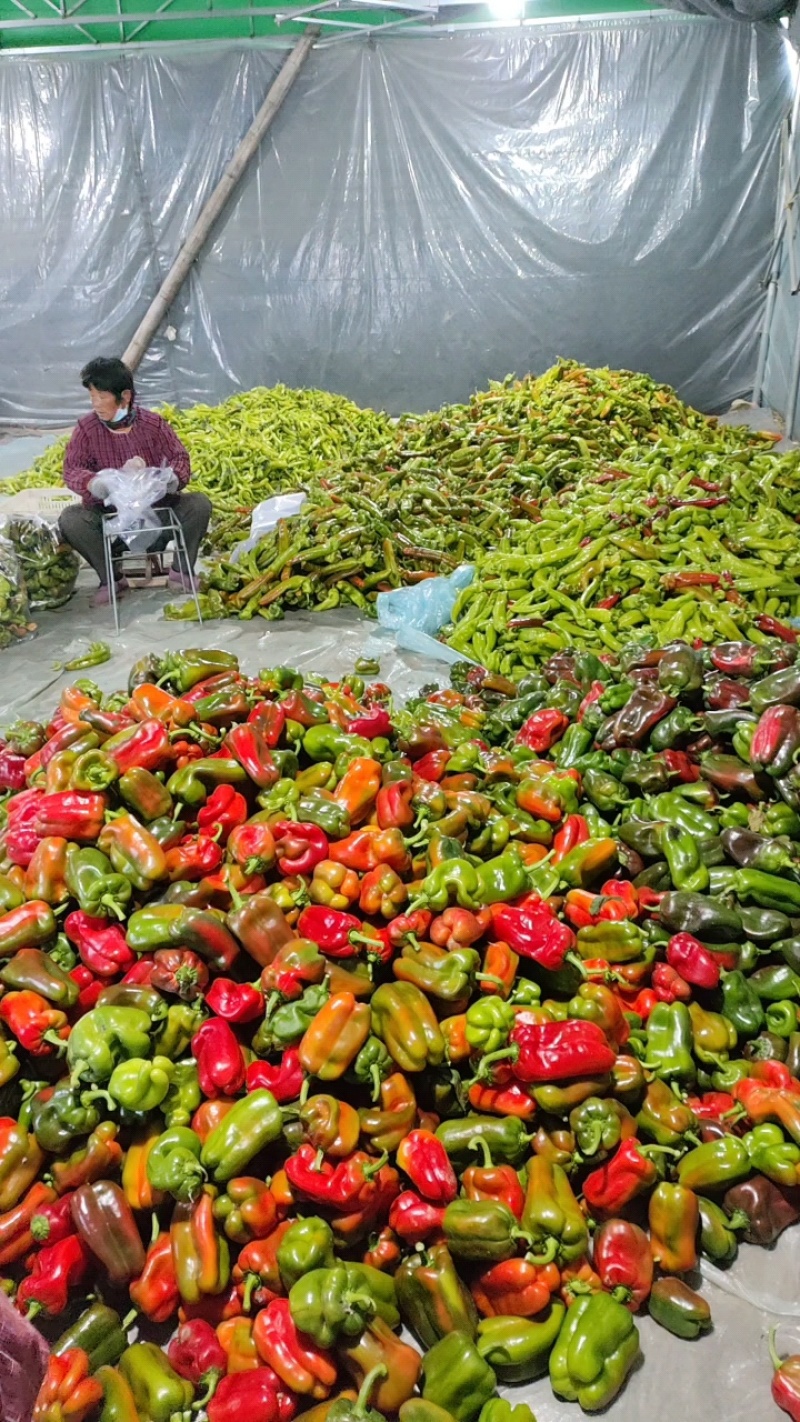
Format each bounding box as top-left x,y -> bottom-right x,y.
642,1002 -> 696,1084
118,1343 -> 194,1422
476,1303 -> 566,1382
106,1056 -> 174,1114
676,1136 -> 752,1191
395,1241 -> 478,1348
648,1278 -> 712,1340
549,1293 -> 641,1412
289,1265 -> 382,1348
473,851 -> 528,905
421,1332 -> 497,1422
277,1216 -> 337,1292
200,1089 -> 283,1183
442,1199 -> 528,1263
54,1302 -> 133,1372
146,1126 -> 206,1202
66,1005 -> 152,1085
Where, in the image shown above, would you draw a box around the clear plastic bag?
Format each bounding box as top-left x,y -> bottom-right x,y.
231,492 -> 307,563
0,536 -> 34,649
377,565 -> 474,636
91,466 -> 178,551
1,515 -> 79,610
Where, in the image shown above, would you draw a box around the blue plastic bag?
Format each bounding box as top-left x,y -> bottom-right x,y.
376,565 -> 474,636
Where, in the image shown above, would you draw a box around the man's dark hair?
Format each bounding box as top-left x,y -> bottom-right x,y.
80,357 -> 135,403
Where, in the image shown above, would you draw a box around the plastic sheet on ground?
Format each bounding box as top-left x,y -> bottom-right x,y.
0,579 -> 795,1419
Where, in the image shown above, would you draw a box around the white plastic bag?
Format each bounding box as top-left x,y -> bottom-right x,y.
376,565 -> 474,636
91,466 -> 178,551
231,492 -> 307,563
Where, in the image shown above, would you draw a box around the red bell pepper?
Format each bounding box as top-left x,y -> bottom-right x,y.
34,1349 -> 104,1422
651,963 -> 692,1004
430,907 -> 490,951
771,1331 -> 800,1421
384,910 -> 433,951
388,1190 -> 446,1242
246,702 -> 286,749
467,1080 -> 537,1121
577,682 -> 605,721
205,978 -> 264,1023
592,1218 -> 653,1312
284,1145 -> 385,1212
0,991 -> 69,1056
192,1018 -> 247,1098
6,790 -> 45,867
552,815 -> 590,864
168,1318 -> 227,1386
296,905 -> 363,959
64,911 -> 135,977
509,1019 -> 617,1083
375,781 -> 415,831
197,785 -> 249,844
30,1193 -> 75,1247
660,749 -> 701,783
33,793 -> 106,844
328,827 -> 410,875
17,1233 -> 91,1317
164,834 -> 224,882
412,749 -> 451,783
103,719 -> 172,773
246,1049 -> 305,1103
227,821 -> 276,877
0,745 -> 27,791
224,724 -> 281,790
515,709 -> 569,752
68,964 -> 105,1014
666,933 -> 721,990
130,1231 -> 181,1324
685,1091 -> 737,1122
347,707 -> 391,739
396,1129 -> 458,1204
272,822 -> 329,876
208,1369 -> 292,1422
582,1139 -> 663,1215
492,900 -> 577,971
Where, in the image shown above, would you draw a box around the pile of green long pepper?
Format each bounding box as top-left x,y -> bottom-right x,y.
5,640 -> 800,1418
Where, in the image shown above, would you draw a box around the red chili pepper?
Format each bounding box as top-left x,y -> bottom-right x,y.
666,933 -> 721,990
296,905 -> 363,959
17,1233 -> 91,1317
191,1018 -> 247,1098
509,1019 -> 617,1083
514,709 -> 569,753
272,822 -> 329,876
197,785 -> 249,844
396,1129 -> 458,1205
64,911 -> 135,978
651,962 -> 693,1003
347,707 -> 392,739
246,1049 -> 305,1103
491,900 -> 577,971
205,978 -> 264,1023
595,594 -> 622,610
756,615 -> 799,644
388,1190 -> 446,1242
168,1318 -> 227,1386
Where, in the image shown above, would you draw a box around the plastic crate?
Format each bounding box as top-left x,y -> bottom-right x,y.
0,487 -> 80,522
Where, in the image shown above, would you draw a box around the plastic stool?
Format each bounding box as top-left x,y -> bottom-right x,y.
101,510 -> 203,633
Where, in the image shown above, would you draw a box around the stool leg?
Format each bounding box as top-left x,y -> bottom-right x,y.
170,515 -> 203,626
102,526 -> 120,634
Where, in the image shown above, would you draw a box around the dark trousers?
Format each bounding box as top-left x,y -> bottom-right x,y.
59,493 -> 212,584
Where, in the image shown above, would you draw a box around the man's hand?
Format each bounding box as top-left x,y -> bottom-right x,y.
122,457 -> 146,472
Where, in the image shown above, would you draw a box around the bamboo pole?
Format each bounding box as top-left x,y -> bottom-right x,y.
122,25 -> 319,372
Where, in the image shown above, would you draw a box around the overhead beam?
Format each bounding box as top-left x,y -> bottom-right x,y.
121,25 -> 318,371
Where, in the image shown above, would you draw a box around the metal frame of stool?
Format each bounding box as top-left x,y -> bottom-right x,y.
101,510 -> 204,633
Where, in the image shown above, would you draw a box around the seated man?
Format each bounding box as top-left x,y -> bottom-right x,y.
59,356 -> 211,606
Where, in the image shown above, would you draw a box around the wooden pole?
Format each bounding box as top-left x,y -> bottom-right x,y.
122,25 -> 319,372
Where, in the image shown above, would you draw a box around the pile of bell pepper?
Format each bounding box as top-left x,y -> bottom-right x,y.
4,637 -> 800,1419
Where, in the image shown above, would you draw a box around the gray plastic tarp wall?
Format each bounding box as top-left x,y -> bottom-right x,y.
0,17 -> 792,424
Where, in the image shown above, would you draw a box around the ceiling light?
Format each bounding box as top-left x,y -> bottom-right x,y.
488,0 -> 525,19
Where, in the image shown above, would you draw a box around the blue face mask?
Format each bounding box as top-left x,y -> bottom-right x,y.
111,404 -> 129,423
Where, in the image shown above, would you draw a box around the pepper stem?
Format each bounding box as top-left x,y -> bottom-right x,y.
468,1045 -> 519,1084
122,1308 -> 138,1331
769,1326 -> 785,1374
363,1151 -> 389,1180
525,1236 -> 558,1267
355,1365 -> 388,1414
475,973 -> 506,989
242,1272 -> 259,1313
191,1370 -> 223,1411
370,1065 -> 382,1102
467,1135 -> 493,1169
